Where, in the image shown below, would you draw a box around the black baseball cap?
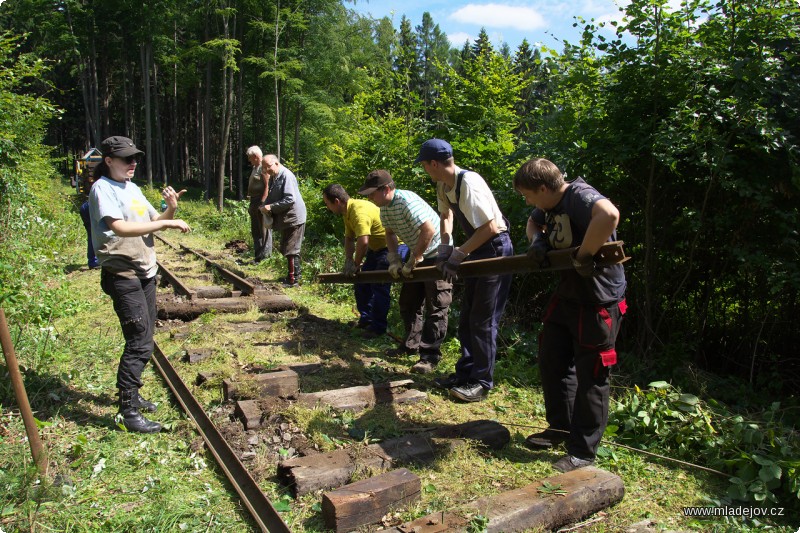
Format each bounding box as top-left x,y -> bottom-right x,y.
100,136 -> 144,158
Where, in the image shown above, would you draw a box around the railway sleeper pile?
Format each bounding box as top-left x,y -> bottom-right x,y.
155,242 -> 625,532
219,363 -> 624,532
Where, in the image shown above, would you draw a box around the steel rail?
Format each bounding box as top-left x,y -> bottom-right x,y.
155,236 -> 255,296
151,343 -> 291,533
179,244 -> 257,295
318,241 -> 628,285
157,261 -> 196,300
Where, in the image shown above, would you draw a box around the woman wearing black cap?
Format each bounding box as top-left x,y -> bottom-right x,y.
89,136 -> 190,433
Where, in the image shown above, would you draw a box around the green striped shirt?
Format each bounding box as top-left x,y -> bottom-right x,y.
379,189 -> 441,258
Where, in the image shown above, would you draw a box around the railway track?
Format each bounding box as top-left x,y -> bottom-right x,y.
151,239 -> 625,532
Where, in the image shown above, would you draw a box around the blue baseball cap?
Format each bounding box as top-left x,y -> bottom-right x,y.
414,138 -> 453,163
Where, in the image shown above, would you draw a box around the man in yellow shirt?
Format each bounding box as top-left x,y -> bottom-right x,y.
323,183 -> 392,338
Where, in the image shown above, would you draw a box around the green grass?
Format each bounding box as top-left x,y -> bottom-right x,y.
1,178 -> 798,532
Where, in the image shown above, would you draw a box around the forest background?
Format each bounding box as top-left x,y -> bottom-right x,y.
1,0 -> 799,527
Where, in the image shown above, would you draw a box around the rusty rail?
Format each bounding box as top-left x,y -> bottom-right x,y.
157,261 -> 196,300
179,244 -> 257,295
154,234 -> 178,249
151,343 -> 291,533
318,241 -> 628,285
154,235 -> 256,296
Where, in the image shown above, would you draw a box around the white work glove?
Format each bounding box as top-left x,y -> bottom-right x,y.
401,255 -> 418,278
387,252 -> 403,279
343,257 -> 358,277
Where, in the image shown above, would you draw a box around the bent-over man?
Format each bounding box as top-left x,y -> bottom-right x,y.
358,169 -> 452,373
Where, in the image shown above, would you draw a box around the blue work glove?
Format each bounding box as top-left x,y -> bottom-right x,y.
527,232 -> 551,268
440,248 -> 466,282
571,249 -> 595,277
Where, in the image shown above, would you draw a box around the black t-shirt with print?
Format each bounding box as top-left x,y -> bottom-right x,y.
531,178 -> 626,305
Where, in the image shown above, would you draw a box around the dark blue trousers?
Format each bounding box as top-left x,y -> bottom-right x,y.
100,271 -> 157,391
453,233 -> 513,389
354,246 -> 396,334
79,201 -> 98,268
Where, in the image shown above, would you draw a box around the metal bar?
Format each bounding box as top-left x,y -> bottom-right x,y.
0,307 -> 47,475
157,261 -> 196,300
318,241 -> 628,285
151,343 -> 291,533
179,244 -> 256,295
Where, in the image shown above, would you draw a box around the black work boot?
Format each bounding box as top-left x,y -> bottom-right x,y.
118,389 -> 161,433
135,391 -> 157,413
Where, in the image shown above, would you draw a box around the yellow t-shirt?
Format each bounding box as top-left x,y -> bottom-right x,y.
345,198 -> 387,251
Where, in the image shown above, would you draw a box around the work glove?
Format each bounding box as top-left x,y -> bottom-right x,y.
527,232 -> 551,268
401,255 -> 418,278
440,248 -> 466,283
343,257 -> 358,277
387,252 -> 403,279
435,244 -> 454,268
571,249 -> 595,277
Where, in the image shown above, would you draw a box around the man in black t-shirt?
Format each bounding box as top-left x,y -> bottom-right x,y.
513,158 -> 627,473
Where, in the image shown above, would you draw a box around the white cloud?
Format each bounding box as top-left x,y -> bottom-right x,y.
595,11 -> 625,30
449,3 -> 547,31
447,31 -> 474,46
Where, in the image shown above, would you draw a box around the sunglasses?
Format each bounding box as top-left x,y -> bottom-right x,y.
119,155 -> 141,164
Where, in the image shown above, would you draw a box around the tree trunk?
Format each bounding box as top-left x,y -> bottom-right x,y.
279,89 -> 287,159
273,0 -> 281,160
123,65 -> 131,137
203,5 -> 213,200
153,62 -> 167,183
216,11 -> 236,212
140,42 -> 153,187
293,103 -> 300,163
171,23 -> 180,184
79,58 -> 94,147
90,41 -> 102,143
236,21 -> 244,199
63,3 -> 96,147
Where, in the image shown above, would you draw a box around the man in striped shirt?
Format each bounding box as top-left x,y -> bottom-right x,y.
359,170 -> 453,373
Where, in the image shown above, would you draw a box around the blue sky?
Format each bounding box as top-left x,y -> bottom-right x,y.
348,0 -> 629,51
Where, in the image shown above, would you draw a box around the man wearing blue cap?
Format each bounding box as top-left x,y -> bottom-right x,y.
415,139 -> 514,401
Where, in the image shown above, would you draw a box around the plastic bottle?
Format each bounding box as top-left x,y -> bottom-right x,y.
160,199 -> 167,212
